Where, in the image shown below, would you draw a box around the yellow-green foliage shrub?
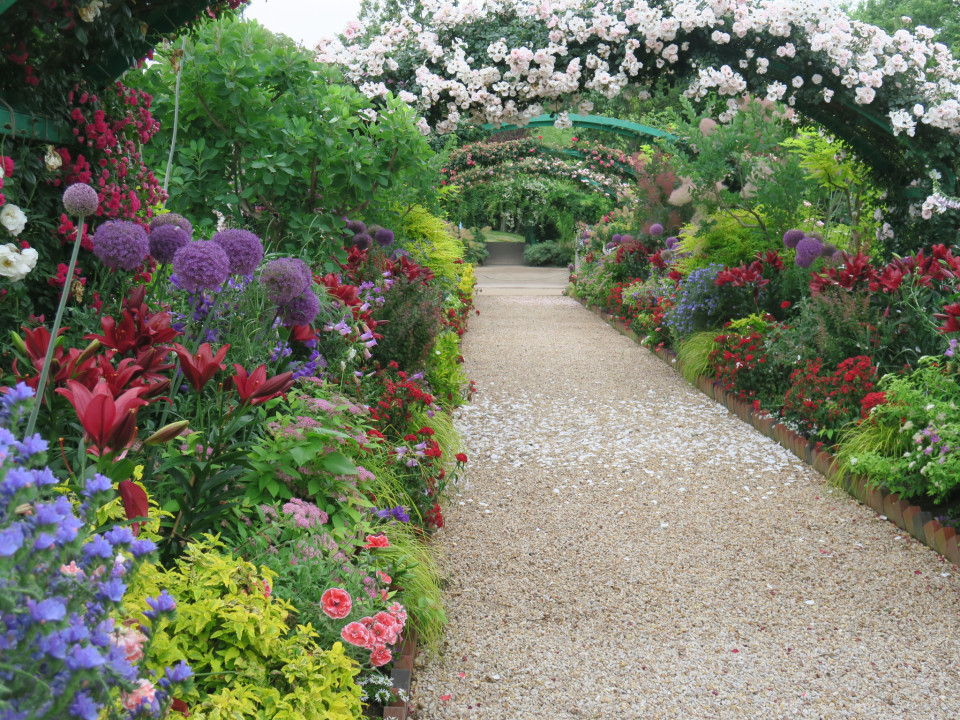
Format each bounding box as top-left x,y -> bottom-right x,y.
128,537 -> 363,720
426,331 -> 470,409
674,210 -> 777,274
399,205 -> 465,288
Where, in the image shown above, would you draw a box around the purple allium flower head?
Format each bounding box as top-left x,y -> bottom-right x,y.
62,183 -> 100,216
649,223 -> 664,236
150,212 -> 193,238
212,229 -> 264,276
374,228 -> 395,247
831,249 -> 845,264
260,257 -> 311,304
148,225 -> 189,265
345,219 -> 367,234
605,241 -> 616,250
611,234 -> 622,244
794,236 -> 824,268
821,243 -> 838,258
172,241 -> 230,292
621,234 -> 635,244
280,288 -> 321,326
92,221 -> 149,271
661,249 -> 675,262
665,236 -> 678,249
782,228 -> 804,249
352,233 -> 373,251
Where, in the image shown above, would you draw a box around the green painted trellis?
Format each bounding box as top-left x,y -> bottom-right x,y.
484,113 -> 676,144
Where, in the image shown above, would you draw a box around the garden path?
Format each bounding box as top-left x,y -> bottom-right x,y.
411,283 -> 960,720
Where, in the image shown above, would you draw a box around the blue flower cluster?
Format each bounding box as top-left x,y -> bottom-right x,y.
664,263 -> 725,338
0,385 -> 192,720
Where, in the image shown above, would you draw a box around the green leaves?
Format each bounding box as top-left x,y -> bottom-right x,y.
128,15 -> 439,256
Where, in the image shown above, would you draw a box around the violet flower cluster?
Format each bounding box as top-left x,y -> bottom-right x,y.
664,263 -> 725,338
0,385 -> 192,720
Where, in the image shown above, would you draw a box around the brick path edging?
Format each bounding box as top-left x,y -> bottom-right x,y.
573,297 -> 960,567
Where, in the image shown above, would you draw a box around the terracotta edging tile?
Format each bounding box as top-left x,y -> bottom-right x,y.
577,300 -> 957,565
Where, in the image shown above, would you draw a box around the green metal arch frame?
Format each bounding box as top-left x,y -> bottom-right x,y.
483,113 -> 676,144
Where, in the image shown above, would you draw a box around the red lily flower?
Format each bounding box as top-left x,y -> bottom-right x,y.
289,324 -> 317,344
133,346 -> 175,383
935,302 -> 960,334
172,343 -> 230,392
118,480 -> 149,536
55,380 -> 149,454
94,355 -> 143,396
231,364 -> 295,406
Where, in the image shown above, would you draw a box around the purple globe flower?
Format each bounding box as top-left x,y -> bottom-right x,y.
605,241 -> 616,250
661,249 -> 675,262
212,229 -> 264,276
261,257 -> 311,304
794,236 -> 824,269
352,233 -> 373,251
345,219 -> 367,234
148,225 -> 190,265
649,223 -> 664,236
92,221 -> 149,271
665,236 -> 678,249
374,228 -> 395,247
62,183 -> 100,216
621,234 -> 635,244
831,250 -> 846,264
281,288 -> 321,326
172,241 -> 230,291
150,212 -> 192,238
782,229 -> 804,249
821,243 -> 838,258
611,234 -> 623,244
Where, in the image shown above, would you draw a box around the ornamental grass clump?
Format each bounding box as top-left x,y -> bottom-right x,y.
92,220 -> 149,271
172,240 -> 230,292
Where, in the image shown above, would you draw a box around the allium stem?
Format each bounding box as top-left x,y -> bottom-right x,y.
25,214 -> 86,438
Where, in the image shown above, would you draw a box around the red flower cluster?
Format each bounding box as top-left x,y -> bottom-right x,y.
710,329 -> 768,402
783,356 -> 878,438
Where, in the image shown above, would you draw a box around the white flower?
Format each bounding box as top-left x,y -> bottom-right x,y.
0,204 -> 27,237
792,76 -> 804,88
0,243 -> 37,282
44,146 -> 62,171
78,0 -> 103,23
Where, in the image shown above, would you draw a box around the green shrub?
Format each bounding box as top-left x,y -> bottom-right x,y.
128,537 -> 363,719
370,275 -> 445,371
674,211 -> 778,273
524,241 -> 571,266
834,361 -> 960,504
425,332 -> 470,409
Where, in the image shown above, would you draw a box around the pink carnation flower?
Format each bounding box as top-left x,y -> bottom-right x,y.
341,621 -> 373,648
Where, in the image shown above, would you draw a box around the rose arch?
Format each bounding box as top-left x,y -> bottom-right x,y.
320,0 -> 960,251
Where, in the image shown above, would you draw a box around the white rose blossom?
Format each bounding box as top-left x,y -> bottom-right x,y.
0,204 -> 27,237
0,243 -> 37,282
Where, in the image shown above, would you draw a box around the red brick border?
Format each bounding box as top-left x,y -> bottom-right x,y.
574,297 -> 958,568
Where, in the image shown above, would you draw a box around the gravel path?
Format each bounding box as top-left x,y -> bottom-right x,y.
411,293 -> 960,720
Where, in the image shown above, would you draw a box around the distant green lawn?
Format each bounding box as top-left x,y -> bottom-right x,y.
484,231 -> 525,243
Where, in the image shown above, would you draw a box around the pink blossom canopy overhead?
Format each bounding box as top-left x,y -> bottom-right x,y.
321,0 -> 960,224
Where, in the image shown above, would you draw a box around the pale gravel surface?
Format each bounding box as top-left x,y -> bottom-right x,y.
411,293 -> 960,720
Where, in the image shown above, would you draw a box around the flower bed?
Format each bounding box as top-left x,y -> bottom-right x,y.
575,296 -> 960,566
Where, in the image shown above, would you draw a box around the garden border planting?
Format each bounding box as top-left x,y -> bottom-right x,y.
574,297 -> 960,568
